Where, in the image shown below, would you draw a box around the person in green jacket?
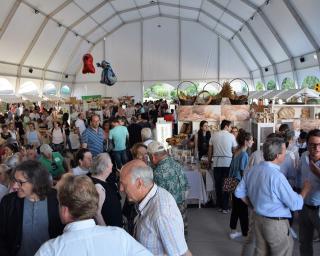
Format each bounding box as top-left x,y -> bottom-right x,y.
38,144 -> 66,180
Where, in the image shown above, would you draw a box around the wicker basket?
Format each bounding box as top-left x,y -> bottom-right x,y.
203,81 -> 222,105
209,96 -> 222,105
229,78 -> 249,105
195,90 -> 212,105
177,81 -> 198,105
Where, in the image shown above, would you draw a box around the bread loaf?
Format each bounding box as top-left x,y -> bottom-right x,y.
277,107 -> 295,119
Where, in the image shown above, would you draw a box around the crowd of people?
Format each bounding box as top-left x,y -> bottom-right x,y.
0,100 -> 319,255
196,119 -> 319,256
0,100 -> 190,256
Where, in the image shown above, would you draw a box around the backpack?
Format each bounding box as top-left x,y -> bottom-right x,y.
97,61 -> 117,86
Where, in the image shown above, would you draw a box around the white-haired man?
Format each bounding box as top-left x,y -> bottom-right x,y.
120,160 -> 192,256
141,128 -> 153,146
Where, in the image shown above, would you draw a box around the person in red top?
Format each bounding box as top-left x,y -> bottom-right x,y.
164,109 -> 174,122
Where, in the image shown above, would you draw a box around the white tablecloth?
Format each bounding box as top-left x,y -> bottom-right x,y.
184,165 -> 214,206
204,169 -> 214,193
184,170 -> 208,204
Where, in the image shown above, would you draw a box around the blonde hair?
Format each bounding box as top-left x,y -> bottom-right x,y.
58,175 -> 99,220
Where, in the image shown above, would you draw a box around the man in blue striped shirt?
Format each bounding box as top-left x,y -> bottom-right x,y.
235,137 -> 311,256
81,115 -> 104,157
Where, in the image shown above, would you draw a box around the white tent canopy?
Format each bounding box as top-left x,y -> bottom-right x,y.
0,0 -> 319,101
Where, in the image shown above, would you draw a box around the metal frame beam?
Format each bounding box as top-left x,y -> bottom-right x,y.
239,0 -> 292,57
74,77 -> 253,84
0,71 -> 71,84
217,37 -> 220,82
0,60 -> 66,75
39,0 -> 110,81
140,21 -> 144,98
17,0 -> 73,94
0,0 -> 22,40
178,13 -> 181,81
282,0 -> 319,51
206,0 -> 284,88
282,0 -> 320,70
90,2 -> 237,45
246,24 -> 280,89
207,0 -> 275,66
197,0 -> 206,22
228,40 -> 251,74
72,14 -> 252,85
236,34 -> 265,88
133,0 -> 144,19
239,0 -> 299,88
93,0 -> 244,45
95,13 -> 230,45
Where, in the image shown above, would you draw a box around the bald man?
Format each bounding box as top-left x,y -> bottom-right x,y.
120,160 -> 191,256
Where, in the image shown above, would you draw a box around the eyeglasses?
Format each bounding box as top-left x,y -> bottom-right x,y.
13,177 -> 29,186
308,143 -> 320,149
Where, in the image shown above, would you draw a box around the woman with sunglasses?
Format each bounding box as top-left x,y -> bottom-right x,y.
0,160 -> 64,256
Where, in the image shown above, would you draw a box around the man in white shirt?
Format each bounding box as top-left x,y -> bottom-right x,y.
208,119 -> 237,213
35,175 -> 151,256
72,148 -> 92,176
75,113 -> 86,136
120,160 -> 192,256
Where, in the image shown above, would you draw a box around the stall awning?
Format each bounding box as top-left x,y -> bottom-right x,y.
248,90 -> 270,99
262,90 -> 286,99
287,88 -> 320,100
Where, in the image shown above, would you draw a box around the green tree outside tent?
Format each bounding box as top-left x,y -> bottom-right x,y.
302,76 -> 320,89
144,83 -> 176,100
267,80 -> 276,90
182,82 -> 199,96
281,78 -> 295,89
170,90 -> 177,99
143,88 -> 152,98
256,81 -> 264,91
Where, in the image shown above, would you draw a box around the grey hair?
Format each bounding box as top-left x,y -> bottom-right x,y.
91,153 -> 112,175
263,137 -> 285,161
130,166 -> 153,186
141,128 -> 152,141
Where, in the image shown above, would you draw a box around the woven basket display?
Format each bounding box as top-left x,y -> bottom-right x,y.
203,81 -> 222,105
228,78 -> 249,105
195,90 -> 212,105
177,81 -> 198,105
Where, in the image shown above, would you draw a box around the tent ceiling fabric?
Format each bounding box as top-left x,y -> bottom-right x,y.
0,0 -> 319,90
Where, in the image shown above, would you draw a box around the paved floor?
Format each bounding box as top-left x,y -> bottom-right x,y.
187,207 -> 320,256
